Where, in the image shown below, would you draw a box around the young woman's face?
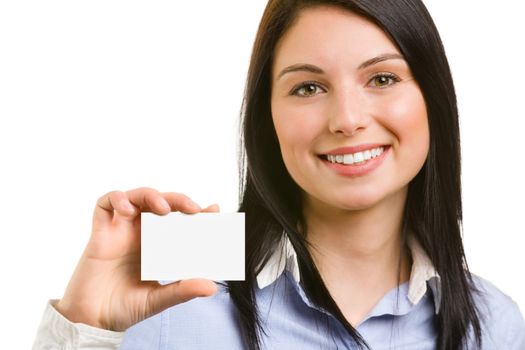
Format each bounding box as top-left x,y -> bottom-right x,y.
271,6 -> 429,212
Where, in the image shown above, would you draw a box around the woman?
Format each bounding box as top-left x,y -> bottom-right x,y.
33,0 -> 525,349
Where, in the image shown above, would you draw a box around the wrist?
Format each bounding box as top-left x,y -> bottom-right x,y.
53,299 -> 106,329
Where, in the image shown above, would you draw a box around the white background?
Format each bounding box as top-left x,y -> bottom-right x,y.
0,1 -> 523,348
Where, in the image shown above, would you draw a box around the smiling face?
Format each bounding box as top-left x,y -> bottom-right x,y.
271,5 -> 429,214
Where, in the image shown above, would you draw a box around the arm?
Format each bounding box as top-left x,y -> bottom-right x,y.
33,188 -> 219,349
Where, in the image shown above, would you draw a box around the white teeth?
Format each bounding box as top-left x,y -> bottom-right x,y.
353,152 -> 365,163
343,153 -> 354,164
326,146 -> 385,165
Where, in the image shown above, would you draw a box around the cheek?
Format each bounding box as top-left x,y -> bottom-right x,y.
271,101 -> 324,157
381,87 -> 429,154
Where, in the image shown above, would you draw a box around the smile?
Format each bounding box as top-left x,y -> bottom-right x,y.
323,146 -> 385,165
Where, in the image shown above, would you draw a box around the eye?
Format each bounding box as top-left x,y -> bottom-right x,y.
290,81 -> 325,97
368,73 -> 401,88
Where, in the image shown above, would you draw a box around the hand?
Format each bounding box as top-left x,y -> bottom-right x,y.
54,187 -> 219,331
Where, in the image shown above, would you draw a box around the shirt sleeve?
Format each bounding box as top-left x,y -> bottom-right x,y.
32,300 -> 125,350
504,301 -> 525,350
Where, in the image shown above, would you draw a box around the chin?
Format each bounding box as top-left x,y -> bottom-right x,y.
324,186 -> 406,211
336,185 -> 408,213
335,197 -> 383,211
307,190 -> 386,213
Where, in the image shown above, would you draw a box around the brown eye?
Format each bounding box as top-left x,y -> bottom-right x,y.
369,73 -> 401,88
291,82 -> 324,97
302,84 -> 317,96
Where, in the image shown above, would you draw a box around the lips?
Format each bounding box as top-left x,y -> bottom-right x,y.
318,144 -> 391,177
318,144 -> 391,163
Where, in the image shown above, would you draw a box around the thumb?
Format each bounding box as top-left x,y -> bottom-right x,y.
201,204 -> 220,213
146,279 -> 218,316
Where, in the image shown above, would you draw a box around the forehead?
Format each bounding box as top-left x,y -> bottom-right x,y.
272,5 -> 400,75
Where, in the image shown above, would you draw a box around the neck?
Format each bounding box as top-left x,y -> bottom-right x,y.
303,188 -> 411,290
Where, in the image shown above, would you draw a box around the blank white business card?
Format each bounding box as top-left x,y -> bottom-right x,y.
141,212 -> 245,281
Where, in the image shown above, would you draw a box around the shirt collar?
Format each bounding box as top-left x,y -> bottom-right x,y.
256,232 -> 442,314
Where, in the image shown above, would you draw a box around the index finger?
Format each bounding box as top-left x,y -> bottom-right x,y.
94,187 -> 169,228
161,192 -> 202,214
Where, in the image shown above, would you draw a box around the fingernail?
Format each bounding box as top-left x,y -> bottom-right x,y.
122,200 -> 135,212
159,199 -> 171,210
187,199 -> 201,210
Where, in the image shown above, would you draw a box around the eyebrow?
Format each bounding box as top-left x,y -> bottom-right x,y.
276,53 -> 405,80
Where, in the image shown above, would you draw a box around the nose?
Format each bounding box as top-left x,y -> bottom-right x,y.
327,87 -> 369,136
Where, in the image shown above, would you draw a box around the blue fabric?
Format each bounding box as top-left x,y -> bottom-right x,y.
120,272 -> 525,349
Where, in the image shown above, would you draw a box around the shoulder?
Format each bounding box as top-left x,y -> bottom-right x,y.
469,273 -> 523,319
468,273 -> 525,349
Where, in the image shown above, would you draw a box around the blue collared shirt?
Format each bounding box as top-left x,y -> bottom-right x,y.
119,235 -> 525,349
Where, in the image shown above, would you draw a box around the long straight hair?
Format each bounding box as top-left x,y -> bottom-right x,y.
227,1 -> 483,349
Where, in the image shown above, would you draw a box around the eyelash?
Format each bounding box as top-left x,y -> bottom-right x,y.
289,72 -> 402,97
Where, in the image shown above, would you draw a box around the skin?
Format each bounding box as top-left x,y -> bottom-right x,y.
55,188 -> 219,331
271,6 -> 429,327
55,4 -> 429,333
